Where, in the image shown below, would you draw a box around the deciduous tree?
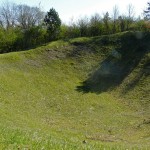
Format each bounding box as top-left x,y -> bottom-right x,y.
144,2 -> 150,20
103,12 -> 111,34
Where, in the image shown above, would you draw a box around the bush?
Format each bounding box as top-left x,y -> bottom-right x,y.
0,28 -> 18,53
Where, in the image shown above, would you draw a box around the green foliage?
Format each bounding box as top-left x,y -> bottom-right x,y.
77,17 -> 89,37
118,16 -> 127,32
44,8 -> 61,41
0,28 -> 18,53
20,26 -> 47,48
0,3 -> 150,54
0,26 -> 47,53
89,13 -> 103,36
103,12 -> 111,34
60,24 -> 80,39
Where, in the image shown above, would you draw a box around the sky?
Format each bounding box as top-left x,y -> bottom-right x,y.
0,0 -> 149,23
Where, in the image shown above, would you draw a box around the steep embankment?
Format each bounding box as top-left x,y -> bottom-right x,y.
0,32 -> 150,149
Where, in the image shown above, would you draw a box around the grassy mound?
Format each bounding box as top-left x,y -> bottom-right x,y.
0,32 -> 150,149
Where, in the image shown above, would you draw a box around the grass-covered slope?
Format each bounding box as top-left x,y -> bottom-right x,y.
0,32 -> 150,149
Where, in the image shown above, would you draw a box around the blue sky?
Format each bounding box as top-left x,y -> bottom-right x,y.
0,0 -> 148,23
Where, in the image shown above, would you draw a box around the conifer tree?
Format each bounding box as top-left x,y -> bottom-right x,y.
44,8 -> 61,40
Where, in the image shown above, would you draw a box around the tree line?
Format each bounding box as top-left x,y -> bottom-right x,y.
0,2 -> 150,53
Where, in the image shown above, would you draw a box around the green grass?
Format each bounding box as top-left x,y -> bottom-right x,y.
0,32 -> 150,149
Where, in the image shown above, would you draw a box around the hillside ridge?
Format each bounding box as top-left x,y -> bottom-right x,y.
0,31 -> 150,149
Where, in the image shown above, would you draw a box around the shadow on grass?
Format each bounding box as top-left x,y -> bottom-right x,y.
122,60 -> 150,95
76,32 -> 150,94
